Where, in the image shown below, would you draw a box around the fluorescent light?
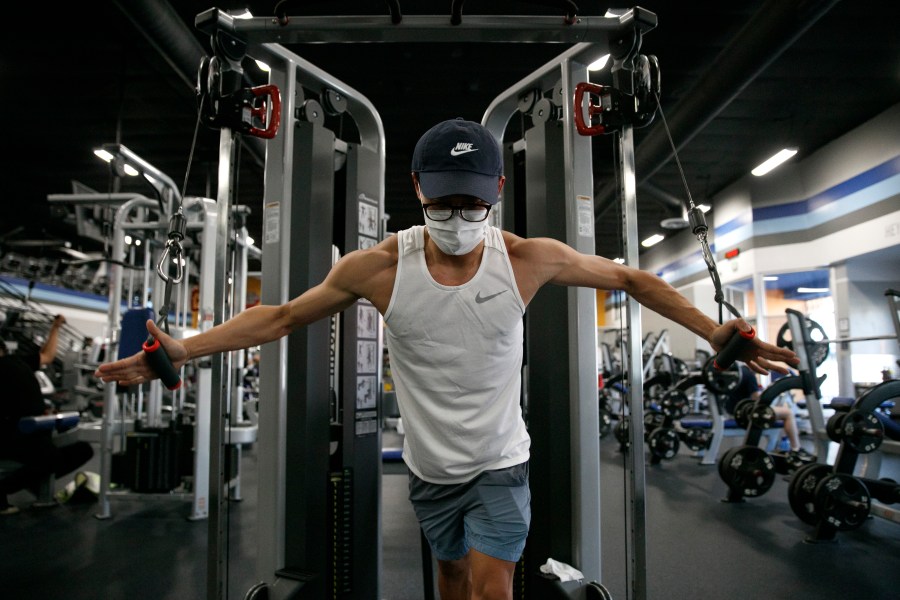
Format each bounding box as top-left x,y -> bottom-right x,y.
588,54 -> 611,71
752,148 -> 797,176
797,287 -> 829,294
763,276 -> 779,281
641,234 -> 664,248
94,149 -> 114,162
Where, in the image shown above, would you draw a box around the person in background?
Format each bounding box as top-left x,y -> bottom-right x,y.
94,118 -> 799,600
723,361 -> 814,467
0,315 -> 94,514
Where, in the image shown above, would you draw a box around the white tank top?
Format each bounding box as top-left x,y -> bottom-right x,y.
384,225 -> 530,483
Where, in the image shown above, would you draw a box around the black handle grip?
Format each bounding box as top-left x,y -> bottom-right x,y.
713,326 -> 755,371
142,337 -> 182,390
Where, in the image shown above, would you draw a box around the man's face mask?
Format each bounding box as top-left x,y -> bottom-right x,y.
423,210 -> 487,256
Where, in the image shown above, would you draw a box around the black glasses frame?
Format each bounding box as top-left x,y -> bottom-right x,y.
423,203 -> 492,222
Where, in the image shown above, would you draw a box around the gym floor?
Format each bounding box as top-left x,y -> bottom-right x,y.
2,431 -> 899,599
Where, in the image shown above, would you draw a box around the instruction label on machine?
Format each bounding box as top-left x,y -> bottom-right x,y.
264,202 -> 280,244
355,301 -> 380,437
576,195 -> 594,237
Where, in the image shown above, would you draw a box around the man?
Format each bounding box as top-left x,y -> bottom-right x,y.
1,315 -> 94,514
96,118 -> 798,599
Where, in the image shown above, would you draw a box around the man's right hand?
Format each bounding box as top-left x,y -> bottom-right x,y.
94,319 -> 189,386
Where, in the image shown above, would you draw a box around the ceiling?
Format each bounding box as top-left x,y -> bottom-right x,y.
2,0 -> 899,278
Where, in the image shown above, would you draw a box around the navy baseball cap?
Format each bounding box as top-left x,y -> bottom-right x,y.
411,118 -> 504,204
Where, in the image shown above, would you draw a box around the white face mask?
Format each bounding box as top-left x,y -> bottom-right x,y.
423,211 -> 487,256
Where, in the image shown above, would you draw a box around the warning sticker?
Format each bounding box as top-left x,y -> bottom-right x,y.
264,202 -> 280,244
577,195 -> 594,237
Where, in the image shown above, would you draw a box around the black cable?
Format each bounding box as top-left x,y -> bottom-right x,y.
653,92 -> 742,325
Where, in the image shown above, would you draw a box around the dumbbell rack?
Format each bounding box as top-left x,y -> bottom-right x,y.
785,308 -> 900,541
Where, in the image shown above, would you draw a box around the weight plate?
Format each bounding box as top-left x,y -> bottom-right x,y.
775,319 -> 829,366
733,398 -> 756,429
718,446 -> 740,481
718,445 -> 776,497
643,410 -> 667,437
681,428 -> 711,452
788,463 -> 832,526
750,404 -> 776,429
661,389 -> 690,418
648,427 -> 681,460
826,412 -> 847,443
814,473 -> 871,531
841,410 -> 884,454
702,356 -> 741,394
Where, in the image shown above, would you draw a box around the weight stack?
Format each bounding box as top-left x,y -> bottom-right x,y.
127,432 -> 159,493
329,468 -> 353,596
125,428 -> 183,493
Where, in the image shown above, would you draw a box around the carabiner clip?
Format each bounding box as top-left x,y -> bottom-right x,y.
156,240 -> 185,284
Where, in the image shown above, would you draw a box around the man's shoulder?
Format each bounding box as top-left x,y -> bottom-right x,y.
353,234 -> 399,265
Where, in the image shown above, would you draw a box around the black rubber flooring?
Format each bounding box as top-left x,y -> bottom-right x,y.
2,432 -> 899,599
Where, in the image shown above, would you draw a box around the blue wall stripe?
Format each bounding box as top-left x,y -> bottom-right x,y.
655,155 -> 900,282
753,155 -> 900,222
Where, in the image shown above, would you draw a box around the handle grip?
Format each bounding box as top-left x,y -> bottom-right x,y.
246,84 -> 281,139
142,337 -> 182,390
713,326 -> 755,371
573,81 -> 610,136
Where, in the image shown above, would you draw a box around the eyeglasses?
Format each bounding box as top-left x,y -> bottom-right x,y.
423,203 -> 492,222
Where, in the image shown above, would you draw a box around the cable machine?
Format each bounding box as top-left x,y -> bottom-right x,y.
191,5 -> 685,600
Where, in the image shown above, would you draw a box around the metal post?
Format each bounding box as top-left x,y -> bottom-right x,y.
207,128 -> 236,600
618,123 -> 648,600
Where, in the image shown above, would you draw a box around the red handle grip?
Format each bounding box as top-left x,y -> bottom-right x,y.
246,84 -> 281,139
574,81 -> 609,136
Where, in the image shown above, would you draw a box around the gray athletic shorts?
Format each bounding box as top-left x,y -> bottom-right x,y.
408,461 -> 531,562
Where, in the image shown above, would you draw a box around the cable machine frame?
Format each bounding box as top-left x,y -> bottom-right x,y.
196,7 -> 658,600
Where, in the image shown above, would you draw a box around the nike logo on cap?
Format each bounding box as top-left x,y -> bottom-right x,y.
450,142 -> 478,156
475,290 -> 507,303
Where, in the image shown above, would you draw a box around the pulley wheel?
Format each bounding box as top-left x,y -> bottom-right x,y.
531,97 -> 559,124
718,445 -> 776,497
788,462 -> 832,525
321,88 -> 347,115
298,99 -> 324,124
814,473 -> 871,531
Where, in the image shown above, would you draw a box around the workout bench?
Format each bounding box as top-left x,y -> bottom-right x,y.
681,386 -> 782,466
0,412 -> 81,507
